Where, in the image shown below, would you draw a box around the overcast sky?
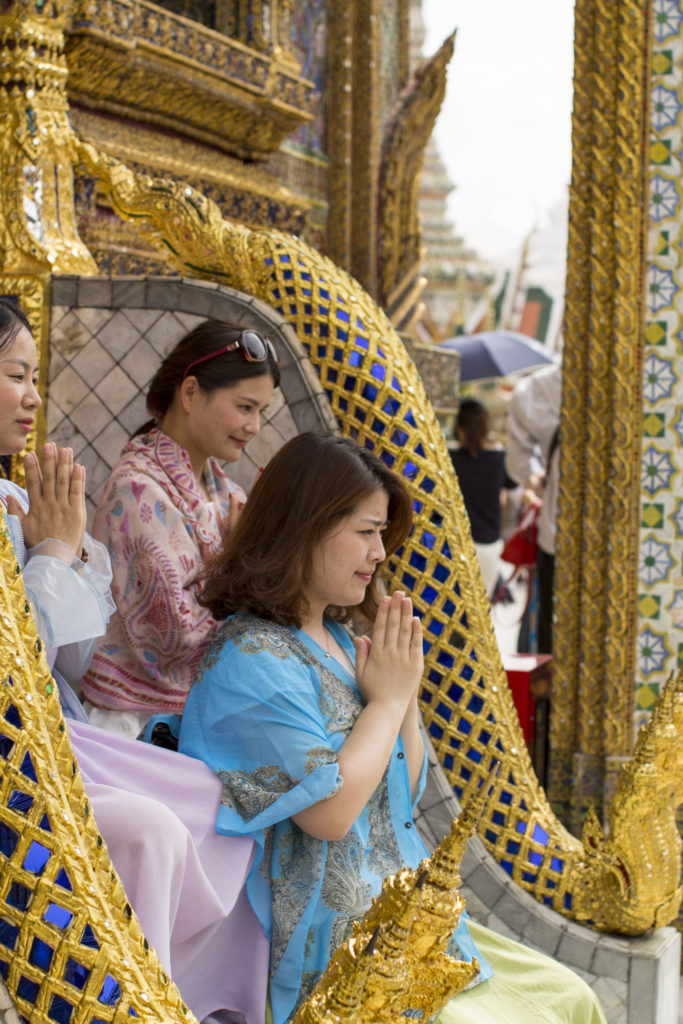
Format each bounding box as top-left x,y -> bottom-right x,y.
421,1 -> 575,264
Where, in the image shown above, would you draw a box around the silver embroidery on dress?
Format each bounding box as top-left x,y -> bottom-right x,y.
317,663 -> 363,734
270,827 -> 324,975
304,746 -> 337,774
217,764 -> 298,822
366,765 -> 403,879
322,831 -> 373,956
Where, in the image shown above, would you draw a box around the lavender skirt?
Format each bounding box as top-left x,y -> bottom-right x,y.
69,720 -> 269,1024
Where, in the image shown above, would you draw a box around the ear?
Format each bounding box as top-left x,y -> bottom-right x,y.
178,375 -> 198,413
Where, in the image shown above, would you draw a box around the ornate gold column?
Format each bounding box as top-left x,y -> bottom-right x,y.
551,0 -> 650,829
349,0 -> 382,298
326,0 -> 354,271
0,0 -> 97,479
327,0 -> 426,301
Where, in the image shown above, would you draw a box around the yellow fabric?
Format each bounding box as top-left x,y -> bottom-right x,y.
268,918 -> 607,1023
436,919 -> 607,1024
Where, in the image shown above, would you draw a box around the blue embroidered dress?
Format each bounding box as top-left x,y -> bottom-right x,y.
179,613 -> 491,1024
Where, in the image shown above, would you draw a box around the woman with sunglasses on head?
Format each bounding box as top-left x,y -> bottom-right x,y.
82,320 -> 280,736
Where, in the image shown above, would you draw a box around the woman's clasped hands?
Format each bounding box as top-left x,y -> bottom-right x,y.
354,591 -> 423,711
6,443 -> 87,560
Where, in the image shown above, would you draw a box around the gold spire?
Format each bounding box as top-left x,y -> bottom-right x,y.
292,778 -> 492,1023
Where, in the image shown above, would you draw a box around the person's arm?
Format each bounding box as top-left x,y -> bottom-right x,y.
5,445 -> 114,649
292,594 -> 423,841
96,473 -> 219,687
505,383 -> 545,490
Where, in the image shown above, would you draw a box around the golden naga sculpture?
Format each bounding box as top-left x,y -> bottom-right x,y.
73,137 -> 683,937
571,669 -> 683,933
292,771 -> 495,1024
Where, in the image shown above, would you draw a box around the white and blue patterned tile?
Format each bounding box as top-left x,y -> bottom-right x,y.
637,6 -> 683,710
643,350 -> 677,403
641,444 -> 676,496
639,534 -> 675,586
653,0 -> 683,44
646,264 -> 677,313
651,83 -> 683,132
671,497 -> 683,538
649,172 -> 680,222
637,625 -> 671,677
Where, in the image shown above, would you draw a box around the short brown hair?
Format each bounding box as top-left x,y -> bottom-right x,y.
200,432 -> 413,626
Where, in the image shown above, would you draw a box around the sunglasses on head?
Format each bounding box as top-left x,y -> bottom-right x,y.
183,330 -> 279,379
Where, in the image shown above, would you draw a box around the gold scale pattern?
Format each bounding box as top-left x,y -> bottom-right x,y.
74,138 -> 683,937
551,0 -> 650,828
0,518 -> 198,1023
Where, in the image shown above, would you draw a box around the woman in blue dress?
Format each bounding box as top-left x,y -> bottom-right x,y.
179,432 -> 606,1024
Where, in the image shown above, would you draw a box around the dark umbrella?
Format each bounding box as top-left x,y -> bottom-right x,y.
438,330 -> 557,382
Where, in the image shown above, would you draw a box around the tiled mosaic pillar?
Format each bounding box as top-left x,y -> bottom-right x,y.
635,0 -> 683,731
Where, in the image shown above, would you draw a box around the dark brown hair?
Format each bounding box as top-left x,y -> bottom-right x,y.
0,300 -> 31,352
136,319 -> 281,434
200,432 -> 413,626
455,398 -> 489,457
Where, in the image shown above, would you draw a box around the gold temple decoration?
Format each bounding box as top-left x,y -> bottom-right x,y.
65,0 -> 314,161
217,0 -> 296,64
292,771 -> 495,1024
74,139 -> 683,937
570,667 -> 683,932
0,510 -> 198,1024
551,0 -> 650,829
70,107 -> 309,272
395,0 -> 411,94
349,0 -> 382,298
325,0 -> 354,273
0,8 -> 678,1021
0,0 -> 92,472
379,31 -> 455,327
319,0 -> 440,293
0,0 -> 96,276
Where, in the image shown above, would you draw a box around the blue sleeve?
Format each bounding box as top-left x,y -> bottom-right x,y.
179,636 -> 343,837
24,534 -> 114,648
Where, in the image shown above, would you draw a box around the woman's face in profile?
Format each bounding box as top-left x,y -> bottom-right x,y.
0,327 -> 41,456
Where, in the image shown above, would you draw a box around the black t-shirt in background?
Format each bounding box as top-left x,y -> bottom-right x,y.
450,448 -> 517,544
